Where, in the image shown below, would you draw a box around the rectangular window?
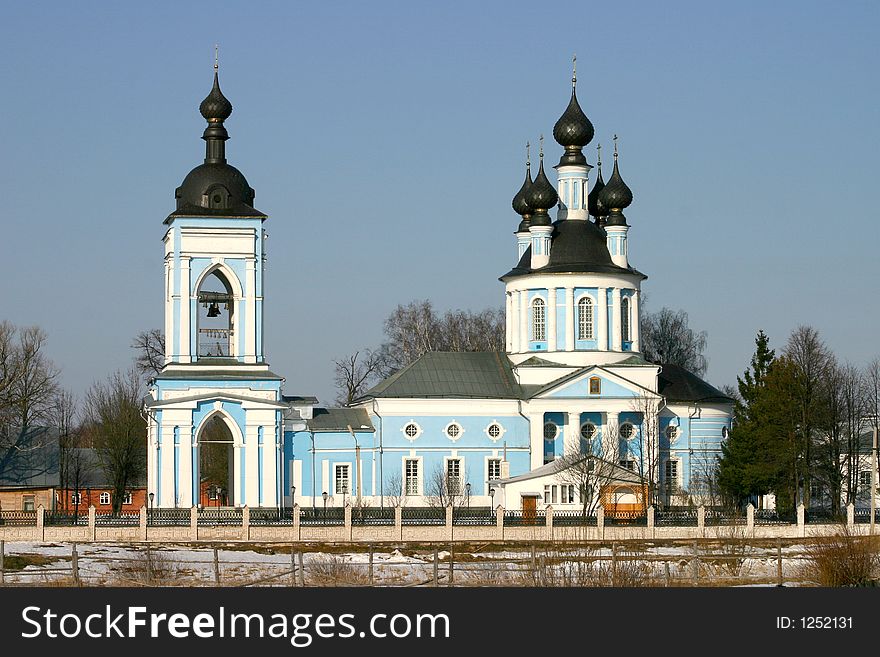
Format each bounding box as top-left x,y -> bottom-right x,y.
99,492 -> 110,505
487,458 -> 501,481
544,485 -> 551,505
446,459 -> 462,495
558,484 -> 575,504
335,464 -> 350,495
551,485 -> 558,504
859,471 -> 872,491
405,459 -> 419,496
589,377 -> 601,394
22,495 -> 35,512
122,492 -> 133,506
665,460 -> 679,495
70,493 -> 81,505
619,459 -> 636,471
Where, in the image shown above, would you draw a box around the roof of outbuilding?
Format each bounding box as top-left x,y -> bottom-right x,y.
658,364 -> 733,403
500,220 -> 646,280
307,408 -> 375,433
0,427 -> 60,489
357,352 -> 523,400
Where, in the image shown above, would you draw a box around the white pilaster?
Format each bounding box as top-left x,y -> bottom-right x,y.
598,286 -> 608,351
564,286 -> 575,351
547,287 -> 557,351
164,257 -> 173,363
177,424 -> 193,508
611,288 -> 622,351
245,425 -> 260,505
505,292 -> 513,352
530,414 -> 545,470
631,290 -> 640,352
179,257 -> 191,363
566,410 -> 581,456
519,290 -> 528,352
160,424 -> 176,507
604,412 -> 620,462
245,257 -> 257,363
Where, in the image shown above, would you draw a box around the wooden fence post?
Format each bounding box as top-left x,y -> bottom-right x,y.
139,505 -> 147,542
37,505 -> 45,542
447,545 -> 454,586
777,538 -> 783,586
691,540 -> 699,585
290,548 -> 296,586
432,546 -> 439,587
88,506 -> 96,542
190,506 -> 198,541
213,547 -> 220,586
368,545 -> 374,586
298,551 -> 305,586
72,543 -> 80,586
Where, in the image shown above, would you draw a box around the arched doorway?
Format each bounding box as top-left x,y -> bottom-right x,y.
197,270 -> 235,358
198,415 -> 235,507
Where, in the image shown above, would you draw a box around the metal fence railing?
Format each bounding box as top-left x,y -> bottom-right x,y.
250,508 -> 294,526
853,508 -> 880,524
503,511 -> 547,527
805,509 -> 846,524
148,509 -> 191,526
299,507 -> 345,527
452,507 -> 496,526
0,510 -> 38,526
94,513 -> 140,527
43,512 -> 89,527
655,510 -> 698,527
754,509 -> 795,526
400,508 -> 445,526
551,510 -> 598,527
198,508 -> 243,526
604,511 -> 648,526
704,510 -> 747,526
351,507 -> 396,526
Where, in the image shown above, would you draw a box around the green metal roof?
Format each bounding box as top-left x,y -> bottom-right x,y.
307,408 -> 375,433
358,351 -> 523,400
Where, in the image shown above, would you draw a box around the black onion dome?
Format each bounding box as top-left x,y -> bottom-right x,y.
525,160 -> 558,213
598,157 -> 632,226
588,167 -> 607,218
553,89 -> 594,149
199,71 -> 233,122
512,168 -> 533,217
165,69 -> 264,222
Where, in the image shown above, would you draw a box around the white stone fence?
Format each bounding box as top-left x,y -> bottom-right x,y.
0,503 -> 872,543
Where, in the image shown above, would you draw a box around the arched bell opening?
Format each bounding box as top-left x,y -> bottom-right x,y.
197,270 -> 235,359
197,415 -> 236,507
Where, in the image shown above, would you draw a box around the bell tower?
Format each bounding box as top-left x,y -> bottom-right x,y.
145,61 -> 293,511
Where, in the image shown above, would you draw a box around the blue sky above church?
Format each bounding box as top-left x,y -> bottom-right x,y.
0,0 -> 877,405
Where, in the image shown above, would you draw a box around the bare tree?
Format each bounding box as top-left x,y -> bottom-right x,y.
556,450 -> 621,517
626,395 -> 664,508
83,369 -> 146,514
132,329 -> 165,379
425,463 -> 466,509
783,326 -> 834,509
333,349 -> 386,405
384,471 -> 406,508
640,307 -> 708,377
0,324 -> 59,432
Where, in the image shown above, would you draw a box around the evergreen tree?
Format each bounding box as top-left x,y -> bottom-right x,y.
717,330 -> 776,505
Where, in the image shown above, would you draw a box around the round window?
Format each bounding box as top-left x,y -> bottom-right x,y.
619,423 -> 635,439
543,422 -> 558,441
404,423 -> 420,439
580,422 -> 597,440
665,425 -> 678,440
487,423 -> 502,439
445,422 -> 462,440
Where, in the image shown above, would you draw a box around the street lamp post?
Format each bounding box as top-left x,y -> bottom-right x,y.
489,487 -> 495,519
148,492 -> 154,526
465,482 -> 471,510
322,491 -> 328,526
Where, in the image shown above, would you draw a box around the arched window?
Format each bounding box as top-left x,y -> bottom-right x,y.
621,296 -> 630,343
577,297 -> 594,340
532,297 -> 546,341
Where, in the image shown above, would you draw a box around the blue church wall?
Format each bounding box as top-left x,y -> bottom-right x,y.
605,288 -> 613,350
543,411 -> 565,462
287,430 -> 377,505
528,289 -> 548,351
555,288 -> 565,347
381,414 -> 529,450
546,373 -> 636,399
573,288 -> 599,350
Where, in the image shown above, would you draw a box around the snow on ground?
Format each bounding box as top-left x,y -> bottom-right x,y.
0,541 -> 812,586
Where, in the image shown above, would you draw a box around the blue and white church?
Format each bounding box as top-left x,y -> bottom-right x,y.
145,63 -> 733,514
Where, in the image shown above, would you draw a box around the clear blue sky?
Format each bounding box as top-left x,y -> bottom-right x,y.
1,1 -> 877,406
